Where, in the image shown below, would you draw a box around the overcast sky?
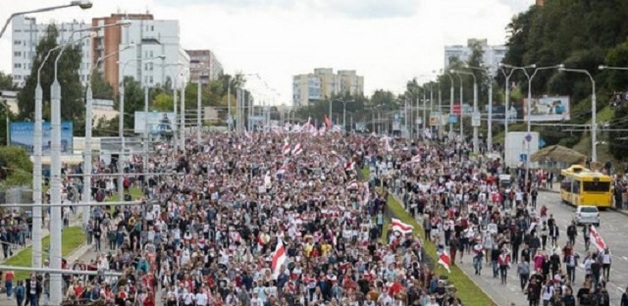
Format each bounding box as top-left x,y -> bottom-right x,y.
0,0 -> 533,104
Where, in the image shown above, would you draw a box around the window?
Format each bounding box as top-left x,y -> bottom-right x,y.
14,51 -> 21,57
151,25 -> 154,31
149,76 -> 153,84
583,181 -> 610,192
14,40 -> 20,45
13,63 -> 21,68
561,179 -> 572,192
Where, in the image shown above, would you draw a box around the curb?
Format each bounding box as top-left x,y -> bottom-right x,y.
389,193 -> 499,306
65,243 -> 92,262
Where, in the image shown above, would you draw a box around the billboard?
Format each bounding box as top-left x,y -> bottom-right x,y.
523,96 -> 570,122
10,121 -> 74,155
133,112 -> 177,134
484,104 -> 524,123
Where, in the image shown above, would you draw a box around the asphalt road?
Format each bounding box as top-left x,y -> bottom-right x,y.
435,191 -> 628,306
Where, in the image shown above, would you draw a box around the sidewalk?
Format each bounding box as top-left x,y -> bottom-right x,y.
0,210 -> 85,265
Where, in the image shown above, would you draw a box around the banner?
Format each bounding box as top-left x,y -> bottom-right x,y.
10,121 -> 74,155
133,112 -> 177,134
523,96 -> 570,121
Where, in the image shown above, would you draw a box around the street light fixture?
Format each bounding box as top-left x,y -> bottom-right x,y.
32,32 -> 92,274
331,99 -> 354,131
454,68 -> 479,153
520,64 -> 561,192
0,1 -> 93,39
466,64 -> 494,151
84,45 -> 134,229
46,21 -> 130,306
559,64 -> 598,162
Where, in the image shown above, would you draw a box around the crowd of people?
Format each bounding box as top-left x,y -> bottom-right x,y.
3,122 -> 625,306
37,128 -> 463,306
610,91 -> 628,108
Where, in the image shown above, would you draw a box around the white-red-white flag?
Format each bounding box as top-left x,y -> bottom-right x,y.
589,225 -> 607,252
282,142 -> 292,156
391,218 -> 414,234
438,249 -> 452,273
271,239 -> 287,279
292,143 -> 303,155
527,221 -> 538,234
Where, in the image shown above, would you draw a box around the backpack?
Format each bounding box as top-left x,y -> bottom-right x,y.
15,285 -> 24,299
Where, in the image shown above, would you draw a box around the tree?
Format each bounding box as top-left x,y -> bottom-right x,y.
0,146 -> 33,189
17,24 -> 84,121
121,76 -> 145,130
0,72 -> 14,90
91,72 -> 114,100
153,92 -> 174,112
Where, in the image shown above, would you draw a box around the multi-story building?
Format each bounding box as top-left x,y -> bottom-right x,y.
116,16 -> 190,89
11,15 -> 93,87
186,49 -> 223,84
292,68 -> 364,107
11,13 -> 190,91
91,13 -> 153,91
444,38 -> 508,75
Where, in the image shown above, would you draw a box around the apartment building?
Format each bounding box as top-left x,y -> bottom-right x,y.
292,68 -> 364,107
186,49 -> 224,84
11,15 -> 93,87
444,38 -> 508,75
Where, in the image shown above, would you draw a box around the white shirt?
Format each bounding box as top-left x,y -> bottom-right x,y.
195,292 -> 208,306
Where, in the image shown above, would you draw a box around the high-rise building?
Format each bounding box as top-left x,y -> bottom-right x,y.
292,68 -> 364,107
186,49 -> 224,84
10,13 -> 191,91
91,13 -> 154,91
116,16 -> 190,89
10,15 -> 93,87
444,38 -> 508,75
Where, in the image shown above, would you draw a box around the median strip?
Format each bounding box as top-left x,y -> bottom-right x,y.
5,226 -> 86,281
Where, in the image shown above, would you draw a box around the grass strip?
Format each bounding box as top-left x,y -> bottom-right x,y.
385,195 -> 495,306
5,226 -> 86,281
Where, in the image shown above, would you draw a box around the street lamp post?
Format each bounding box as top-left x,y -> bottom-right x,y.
454,73 -> 464,141
0,1 -> 93,39
499,65 -> 518,138
118,55 -> 163,205
444,73 -> 455,138
453,70 -> 478,153
466,65 -> 494,152
560,65 -> 598,162
86,46 -> 133,227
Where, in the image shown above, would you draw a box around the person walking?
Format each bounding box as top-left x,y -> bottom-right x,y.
15,280 -> 25,306
517,257 -> 530,292
601,248 -> 611,281
567,222 -> 577,247
5,270 -> 14,300
498,249 -> 512,285
565,251 -> 580,284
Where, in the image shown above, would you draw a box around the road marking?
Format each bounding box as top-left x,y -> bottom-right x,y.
622,256 -> 628,261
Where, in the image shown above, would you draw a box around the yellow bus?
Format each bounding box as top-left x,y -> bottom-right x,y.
560,165 -> 613,208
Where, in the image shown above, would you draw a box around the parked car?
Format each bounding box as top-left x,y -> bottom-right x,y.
574,205 -> 600,227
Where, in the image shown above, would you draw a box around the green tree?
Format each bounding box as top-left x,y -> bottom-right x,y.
0,146 -> 33,188
121,76 -> 145,129
153,92 -> 174,112
17,24 -> 84,121
0,72 -> 14,90
91,72 -> 114,100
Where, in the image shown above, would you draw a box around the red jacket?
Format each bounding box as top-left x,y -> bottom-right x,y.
498,253 -> 511,266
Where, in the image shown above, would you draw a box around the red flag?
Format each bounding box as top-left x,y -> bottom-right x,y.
390,218 -> 413,234
589,225 -> 607,252
271,239 -> 287,279
324,115 -> 333,128
438,249 -> 452,273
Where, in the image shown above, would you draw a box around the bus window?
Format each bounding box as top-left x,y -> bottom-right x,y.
572,180 -> 580,194
561,179 -> 572,191
583,181 -> 610,192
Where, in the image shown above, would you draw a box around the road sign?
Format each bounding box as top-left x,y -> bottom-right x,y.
448,115 -> 458,124
472,112 -> 481,127
415,118 -> 422,125
525,133 -> 532,142
539,138 -> 546,148
520,153 -> 527,162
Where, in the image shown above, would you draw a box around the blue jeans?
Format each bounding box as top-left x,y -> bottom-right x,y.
492,260 -> 499,278
29,294 -> 38,306
474,256 -> 483,274
6,280 -> 12,297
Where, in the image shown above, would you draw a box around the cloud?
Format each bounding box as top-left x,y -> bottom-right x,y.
495,0 -> 533,13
